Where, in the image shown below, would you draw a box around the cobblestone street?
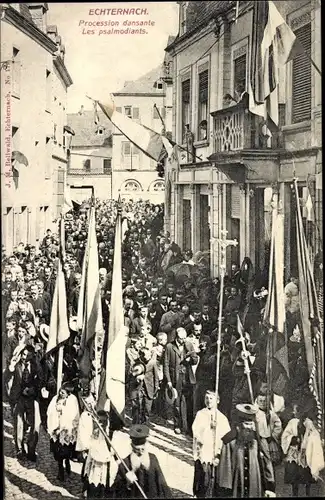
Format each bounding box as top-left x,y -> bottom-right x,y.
3,402 -> 193,499
4,401 -> 325,499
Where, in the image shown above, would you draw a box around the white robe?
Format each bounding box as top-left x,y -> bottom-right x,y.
281,418 -> 325,478
192,407 -> 231,464
47,394 -> 80,444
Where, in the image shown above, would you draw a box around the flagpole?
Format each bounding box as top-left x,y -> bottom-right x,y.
210,230 -> 237,493
57,214 -> 65,394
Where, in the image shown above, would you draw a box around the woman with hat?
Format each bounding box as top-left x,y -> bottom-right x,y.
111,424 -> 171,498
47,381 -> 80,481
281,402 -> 324,496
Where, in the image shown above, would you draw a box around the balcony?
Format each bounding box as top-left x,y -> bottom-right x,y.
211,101 -> 284,152
209,101 -> 286,184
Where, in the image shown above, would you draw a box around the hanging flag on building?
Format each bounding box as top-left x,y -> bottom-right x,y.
77,203 -> 104,380
249,0 -> 304,125
294,179 -> 323,432
263,199 -> 289,394
46,217 -> 70,353
96,97 -> 167,162
98,197 -> 127,417
11,151 -> 28,189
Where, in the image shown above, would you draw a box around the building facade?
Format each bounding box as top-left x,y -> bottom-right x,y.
111,65 -> 168,204
1,3 -> 73,253
165,0 -> 321,281
67,109 -> 113,202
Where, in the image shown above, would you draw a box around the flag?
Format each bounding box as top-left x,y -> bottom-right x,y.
294,179 -> 323,431
46,217 -> 70,353
161,135 -> 179,226
97,97 -> 166,162
77,204 -> 104,378
62,184 -> 73,215
11,151 -> 29,189
249,0 -> 303,125
98,197 -> 127,416
263,200 -> 289,394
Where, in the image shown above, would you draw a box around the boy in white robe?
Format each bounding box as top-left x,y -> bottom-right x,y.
192,390 -> 232,497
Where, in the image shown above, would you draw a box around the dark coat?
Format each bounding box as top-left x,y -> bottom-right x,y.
143,358 -> 160,400
163,341 -> 198,390
5,358 -> 43,405
111,452 -> 171,498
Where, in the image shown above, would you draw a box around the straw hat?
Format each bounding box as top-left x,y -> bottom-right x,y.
165,385 -> 178,405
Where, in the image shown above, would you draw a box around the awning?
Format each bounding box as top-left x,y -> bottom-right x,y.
64,125 -> 75,135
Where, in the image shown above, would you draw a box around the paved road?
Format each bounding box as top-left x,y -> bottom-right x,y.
4,402 -> 325,499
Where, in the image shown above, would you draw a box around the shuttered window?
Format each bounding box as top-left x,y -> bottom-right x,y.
122,141 -> 131,155
231,185 -> 241,219
181,79 -> 191,142
292,23 -> 311,123
233,53 -> 247,96
132,107 -> 139,119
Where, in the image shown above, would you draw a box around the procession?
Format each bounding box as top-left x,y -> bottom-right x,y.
1,1 -> 324,499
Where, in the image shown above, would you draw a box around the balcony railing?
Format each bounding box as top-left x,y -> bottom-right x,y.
211,101 -> 285,152
67,168 -> 111,176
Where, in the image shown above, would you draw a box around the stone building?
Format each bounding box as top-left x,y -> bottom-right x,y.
67,109 -> 113,202
165,0 -> 321,281
1,3 -> 73,252
110,64 -> 169,203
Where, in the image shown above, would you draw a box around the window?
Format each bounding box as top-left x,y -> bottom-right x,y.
103,158 -> 112,174
151,180 -> 165,192
157,82 -> 163,90
124,106 -> 132,118
83,159 -> 91,171
198,69 -> 209,140
122,141 -> 138,156
153,106 -> 166,119
292,23 -> 311,123
181,79 -> 191,142
124,180 -> 142,192
233,53 -> 247,99
122,141 -> 131,156
46,69 -> 51,111
96,126 -> 104,135
12,47 -> 20,97
180,3 -> 187,35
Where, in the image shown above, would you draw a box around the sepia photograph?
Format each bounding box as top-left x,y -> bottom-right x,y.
1,1 -> 323,498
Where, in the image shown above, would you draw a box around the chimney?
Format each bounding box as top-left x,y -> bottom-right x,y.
27,3 -> 48,32
47,24 -> 58,44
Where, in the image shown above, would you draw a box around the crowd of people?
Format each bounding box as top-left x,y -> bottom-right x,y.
2,197 -> 324,498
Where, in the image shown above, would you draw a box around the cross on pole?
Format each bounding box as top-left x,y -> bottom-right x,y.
211,229 -> 238,477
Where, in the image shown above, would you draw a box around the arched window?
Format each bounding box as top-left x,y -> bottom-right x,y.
151,180 -> 165,192
123,180 -> 142,192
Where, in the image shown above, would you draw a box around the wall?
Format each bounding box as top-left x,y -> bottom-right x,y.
1,21 -> 56,251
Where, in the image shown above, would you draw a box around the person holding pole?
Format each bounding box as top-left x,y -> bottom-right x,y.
47,381 -> 80,482
192,390 -> 232,497
228,403 -> 276,497
111,424 -> 171,498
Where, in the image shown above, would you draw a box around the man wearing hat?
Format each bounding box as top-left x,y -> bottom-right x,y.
227,403 -> 276,497
111,424 -> 171,498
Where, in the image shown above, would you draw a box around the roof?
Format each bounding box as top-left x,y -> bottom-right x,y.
114,64 -> 165,95
67,110 -> 113,148
166,1 -> 236,51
